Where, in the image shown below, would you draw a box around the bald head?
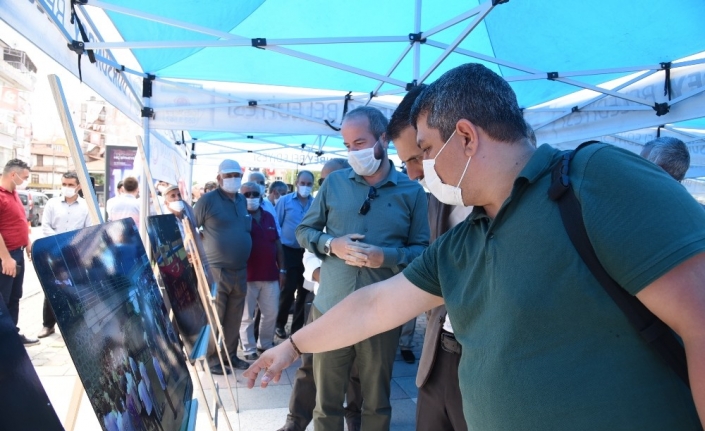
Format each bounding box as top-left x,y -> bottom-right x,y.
321,158 -> 350,179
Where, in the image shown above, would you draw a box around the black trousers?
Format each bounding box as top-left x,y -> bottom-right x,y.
276,246 -> 307,334
0,248 -> 24,331
416,332 -> 468,431
42,298 -> 57,328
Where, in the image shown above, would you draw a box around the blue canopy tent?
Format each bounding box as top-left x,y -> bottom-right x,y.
2,0 -> 705,179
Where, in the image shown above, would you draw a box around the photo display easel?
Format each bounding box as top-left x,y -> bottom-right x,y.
147,214 -> 238,430
32,220 -> 197,431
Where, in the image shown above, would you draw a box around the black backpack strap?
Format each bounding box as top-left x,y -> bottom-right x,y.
548,141 -> 690,388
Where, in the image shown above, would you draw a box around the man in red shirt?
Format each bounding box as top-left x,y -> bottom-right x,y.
0,159 -> 38,346
239,181 -> 286,361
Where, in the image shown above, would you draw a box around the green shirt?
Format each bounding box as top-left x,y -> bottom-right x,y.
404,144 -> 705,431
296,163 -> 429,313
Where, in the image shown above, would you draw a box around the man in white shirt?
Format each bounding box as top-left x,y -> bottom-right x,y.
105,179 -> 124,220
37,171 -> 92,338
107,176 -> 140,227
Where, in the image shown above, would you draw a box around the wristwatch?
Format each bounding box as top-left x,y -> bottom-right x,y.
323,237 -> 334,256
279,269 -> 287,274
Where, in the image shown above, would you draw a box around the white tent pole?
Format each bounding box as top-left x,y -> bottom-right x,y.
528,70 -> 657,131
421,3 -> 489,39
76,4 -> 146,109
551,76 -> 656,108
266,46 -> 408,87
667,85 -> 705,105
413,0 -> 422,82
84,36 -> 410,50
85,0 -> 248,40
367,43 -> 415,102
419,2 -> 492,83
140,95 -> 151,244
188,139 -> 195,204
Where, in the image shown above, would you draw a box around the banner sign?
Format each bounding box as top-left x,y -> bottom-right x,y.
150,79 -> 397,135
528,62 -> 705,149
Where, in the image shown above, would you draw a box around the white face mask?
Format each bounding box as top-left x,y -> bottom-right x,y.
348,140 -> 383,176
422,130 -> 471,207
258,184 -> 266,196
298,185 -> 312,198
13,174 -> 28,190
168,200 -> 185,213
221,177 -> 241,193
246,198 -> 260,211
62,186 -> 77,198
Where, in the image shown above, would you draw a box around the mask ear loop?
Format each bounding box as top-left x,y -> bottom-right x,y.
455,155 -> 471,187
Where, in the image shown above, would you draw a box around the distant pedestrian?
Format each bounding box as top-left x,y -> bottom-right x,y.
0,159 -> 38,346
37,171 -> 92,339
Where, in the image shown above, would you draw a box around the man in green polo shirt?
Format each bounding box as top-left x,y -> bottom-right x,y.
245,64 -> 705,431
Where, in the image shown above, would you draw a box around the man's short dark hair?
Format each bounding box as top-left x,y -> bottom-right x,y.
269,180 -> 288,193
297,170 -> 314,182
62,171 -> 79,183
410,63 -> 527,143
204,181 -> 218,192
640,136 -> 690,182
117,180 -> 124,190
388,84 -> 427,141
343,106 -> 389,140
122,176 -> 139,192
3,158 -> 29,175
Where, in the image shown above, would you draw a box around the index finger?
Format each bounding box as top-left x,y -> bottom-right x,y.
243,359 -> 268,389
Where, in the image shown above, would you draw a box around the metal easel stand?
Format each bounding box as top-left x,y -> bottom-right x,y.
182,216 -> 240,415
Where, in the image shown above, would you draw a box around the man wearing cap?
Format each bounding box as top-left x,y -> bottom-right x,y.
194,159 -> 253,373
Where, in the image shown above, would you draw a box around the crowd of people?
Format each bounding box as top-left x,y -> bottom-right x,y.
0,61 -> 703,431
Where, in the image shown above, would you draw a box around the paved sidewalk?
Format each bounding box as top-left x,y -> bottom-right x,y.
17,230 -> 425,431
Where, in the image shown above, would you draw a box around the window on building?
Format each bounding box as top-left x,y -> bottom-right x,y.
31,174 -> 39,184
36,155 -> 43,166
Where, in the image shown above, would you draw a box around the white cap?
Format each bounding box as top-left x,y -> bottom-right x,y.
218,159 -> 242,174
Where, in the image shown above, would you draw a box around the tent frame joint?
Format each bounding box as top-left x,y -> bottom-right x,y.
547,71 -> 559,80
248,100 -> 257,106
67,40 -> 85,55
406,80 -> 418,91
492,0 -> 510,5
653,103 -> 670,117
141,107 -> 155,119
252,38 -> 267,48
408,32 -> 426,44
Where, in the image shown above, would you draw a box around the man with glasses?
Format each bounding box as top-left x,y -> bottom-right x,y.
194,159 -> 253,373
295,107 -> 429,430
238,181 -> 285,361
274,170 -> 315,339
249,171 -> 281,236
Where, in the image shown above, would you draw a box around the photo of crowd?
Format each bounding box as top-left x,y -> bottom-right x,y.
32,219 -> 193,431
147,214 -> 208,357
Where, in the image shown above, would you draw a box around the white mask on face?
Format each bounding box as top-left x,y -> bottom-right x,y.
422,130 -> 471,207
221,177 -> 241,193
13,174 -> 28,190
258,184 -> 266,195
168,200 -> 185,213
273,196 -> 281,205
297,185 -> 312,198
246,198 -> 260,211
348,140 -> 383,176
62,186 -> 77,198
